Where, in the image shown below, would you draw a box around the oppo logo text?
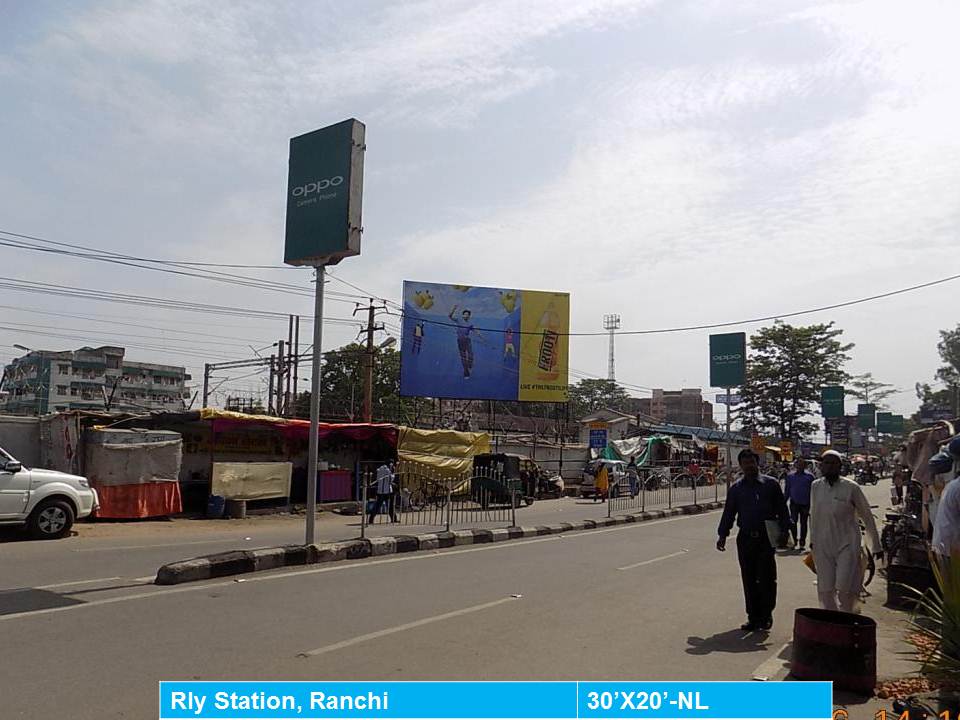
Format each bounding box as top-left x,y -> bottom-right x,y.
712,354 -> 742,361
292,176 -> 344,197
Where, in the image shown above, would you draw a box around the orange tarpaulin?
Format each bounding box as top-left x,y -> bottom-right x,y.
93,482 -> 182,519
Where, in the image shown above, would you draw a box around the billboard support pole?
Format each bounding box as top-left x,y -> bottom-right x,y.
725,388 -> 732,470
305,265 -> 326,546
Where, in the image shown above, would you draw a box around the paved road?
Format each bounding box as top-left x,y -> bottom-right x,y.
0,488 -> 726,590
0,482 -> 892,719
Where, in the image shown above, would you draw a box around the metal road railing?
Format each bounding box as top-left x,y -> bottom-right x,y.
606,467 -> 730,517
357,464 -> 732,537
361,466 -> 519,535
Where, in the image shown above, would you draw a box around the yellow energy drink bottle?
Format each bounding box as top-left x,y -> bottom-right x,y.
535,301 -> 561,381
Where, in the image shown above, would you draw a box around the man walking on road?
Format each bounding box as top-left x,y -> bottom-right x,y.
717,449 -> 791,632
369,461 -> 398,525
810,450 -> 882,613
785,458 -> 815,550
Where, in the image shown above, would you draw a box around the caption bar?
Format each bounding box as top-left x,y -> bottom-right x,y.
159,681 -> 832,719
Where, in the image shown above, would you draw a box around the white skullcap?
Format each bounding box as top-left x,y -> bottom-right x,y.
821,449 -> 843,460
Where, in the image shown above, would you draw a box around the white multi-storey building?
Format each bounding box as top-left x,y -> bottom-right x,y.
0,346 -> 190,415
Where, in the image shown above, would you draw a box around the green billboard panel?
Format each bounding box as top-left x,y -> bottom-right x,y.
709,332 -> 746,388
857,403 -> 876,429
876,412 -> 894,433
821,386 -> 844,418
892,415 -> 905,433
284,119 -> 365,267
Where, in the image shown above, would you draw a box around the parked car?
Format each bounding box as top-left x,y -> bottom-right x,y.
0,446 -> 99,539
580,459 -> 628,498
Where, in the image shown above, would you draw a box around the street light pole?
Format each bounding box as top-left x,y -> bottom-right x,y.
305,266 -> 326,546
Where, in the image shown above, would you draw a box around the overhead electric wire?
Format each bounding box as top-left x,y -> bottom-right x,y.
0,305 -> 275,346
0,276 -> 365,324
0,324 -> 233,362
335,271 -> 960,337
0,229 -> 366,302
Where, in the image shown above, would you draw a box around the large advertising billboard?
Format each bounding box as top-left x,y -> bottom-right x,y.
400,281 -> 570,402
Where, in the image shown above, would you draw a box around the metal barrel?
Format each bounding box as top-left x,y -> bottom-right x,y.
791,608 -> 877,695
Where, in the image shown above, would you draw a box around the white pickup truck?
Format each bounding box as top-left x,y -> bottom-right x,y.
0,446 -> 99,539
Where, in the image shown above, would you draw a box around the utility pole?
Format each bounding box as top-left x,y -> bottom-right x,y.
267,354 -> 276,415
354,299 -> 387,423
276,340 -> 286,416
285,315 -> 294,417
202,363 -> 211,408
293,315 -> 300,416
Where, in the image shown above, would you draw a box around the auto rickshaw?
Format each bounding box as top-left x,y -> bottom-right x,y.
472,453 -> 538,507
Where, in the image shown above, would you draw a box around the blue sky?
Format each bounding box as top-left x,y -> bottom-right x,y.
2,0 -> 959,419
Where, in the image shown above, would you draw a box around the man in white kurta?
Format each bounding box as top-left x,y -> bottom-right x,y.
810,450 -> 882,613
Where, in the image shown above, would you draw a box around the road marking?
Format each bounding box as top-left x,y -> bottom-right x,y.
0,511 -> 715,623
35,576 -> 122,590
751,642 -> 791,681
298,597 -> 518,658
74,538 -> 257,552
617,549 -> 689,571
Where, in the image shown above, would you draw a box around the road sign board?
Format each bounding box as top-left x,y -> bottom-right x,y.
826,417 -> 849,450
876,412 -> 894,433
857,403 -> 876,430
715,393 -> 742,405
821,386 -> 844,418
589,428 -> 608,449
709,333 -> 746,388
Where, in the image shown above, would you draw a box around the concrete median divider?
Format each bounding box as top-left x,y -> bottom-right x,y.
154,501 -> 725,585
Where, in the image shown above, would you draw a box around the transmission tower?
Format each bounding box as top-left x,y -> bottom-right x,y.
603,314 -> 620,381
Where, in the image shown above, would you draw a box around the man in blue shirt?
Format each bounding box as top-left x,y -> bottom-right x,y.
717,449 -> 791,632
784,458 -> 815,550
449,305 -> 476,378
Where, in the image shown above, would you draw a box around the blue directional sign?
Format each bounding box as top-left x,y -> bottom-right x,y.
589,425 -> 608,449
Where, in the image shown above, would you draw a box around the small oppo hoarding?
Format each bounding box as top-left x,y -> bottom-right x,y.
284,119 -> 365,267
709,332 -> 746,388
820,386 -> 844,418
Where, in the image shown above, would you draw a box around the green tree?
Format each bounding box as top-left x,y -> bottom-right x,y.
846,372 -> 897,409
293,344 -> 413,422
935,325 -> 960,415
740,321 -> 853,439
568,378 -> 630,419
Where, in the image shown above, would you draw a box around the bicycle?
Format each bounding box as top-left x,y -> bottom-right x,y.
408,479 -> 449,511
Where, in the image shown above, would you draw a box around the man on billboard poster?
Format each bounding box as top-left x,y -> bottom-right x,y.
449,305 -> 477,378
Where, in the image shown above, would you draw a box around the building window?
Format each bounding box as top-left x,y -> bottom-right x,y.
106,356 -> 121,369
58,364 -> 70,374
153,376 -> 162,384
56,385 -> 67,395
70,388 -> 78,396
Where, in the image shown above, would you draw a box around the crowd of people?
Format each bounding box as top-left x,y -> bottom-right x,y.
717,448 -> 882,630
